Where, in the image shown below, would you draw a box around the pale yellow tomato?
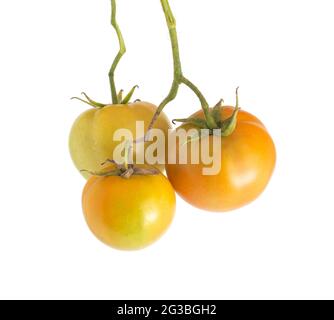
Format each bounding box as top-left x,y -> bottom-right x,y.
69,101 -> 170,178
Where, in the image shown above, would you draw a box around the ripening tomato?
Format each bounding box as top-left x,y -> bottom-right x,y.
69,101 -> 170,178
82,168 -> 176,250
165,106 -> 276,212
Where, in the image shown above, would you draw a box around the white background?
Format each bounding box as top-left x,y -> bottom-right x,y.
0,0 -> 333,300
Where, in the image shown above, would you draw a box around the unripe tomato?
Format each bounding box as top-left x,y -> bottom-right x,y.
82,168 -> 176,250
166,107 -> 276,212
69,101 -> 171,178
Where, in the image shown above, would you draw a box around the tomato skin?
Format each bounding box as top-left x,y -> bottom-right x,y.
82,171 -> 176,250
165,107 -> 276,212
69,101 -> 171,178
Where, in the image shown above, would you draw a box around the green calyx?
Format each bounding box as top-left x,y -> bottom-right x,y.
71,85 -> 140,109
71,92 -> 107,109
121,85 -> 139,104
173,88 -> 241,137
81,160 -> 160,180
81,141 -> 160,179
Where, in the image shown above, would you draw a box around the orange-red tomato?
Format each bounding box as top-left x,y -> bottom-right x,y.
166,107 -> 276,212
82,169 -> 176,250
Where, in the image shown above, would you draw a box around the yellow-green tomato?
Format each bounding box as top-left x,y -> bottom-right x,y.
82,169 -> 176,250
69,101 -> 170,178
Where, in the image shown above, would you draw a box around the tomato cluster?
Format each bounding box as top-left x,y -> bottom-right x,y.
69,0 -> 276,250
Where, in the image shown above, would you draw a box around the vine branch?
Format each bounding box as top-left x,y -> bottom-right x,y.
109,0 -> 126,104
146,0 -> 217,137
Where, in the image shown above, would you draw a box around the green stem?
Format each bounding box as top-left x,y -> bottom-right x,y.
147,0 -> 217,132
181,77 -> 216,129
109,0 -> 126,104
162,0 -> 182,79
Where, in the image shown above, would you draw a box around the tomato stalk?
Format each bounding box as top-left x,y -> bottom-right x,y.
109,0 -> 126,104
147,0 -> 218,133
73,0 -> 129,107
